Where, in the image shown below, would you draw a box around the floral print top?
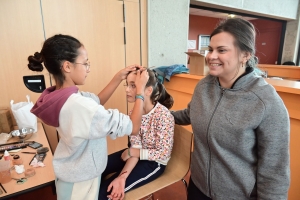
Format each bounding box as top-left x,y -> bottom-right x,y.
130,102 -> 175,165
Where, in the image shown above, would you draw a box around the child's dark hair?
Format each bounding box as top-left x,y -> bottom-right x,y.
146,69 -> 174,109
27,34 -> 82,86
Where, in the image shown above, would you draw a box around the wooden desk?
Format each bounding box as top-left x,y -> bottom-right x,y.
258,64 -> 300,80
164,74 -> 300,200
0,123 -> 55,199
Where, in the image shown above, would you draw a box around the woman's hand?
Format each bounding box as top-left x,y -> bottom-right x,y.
116,65 -> 141,81
107,176 -> 126,200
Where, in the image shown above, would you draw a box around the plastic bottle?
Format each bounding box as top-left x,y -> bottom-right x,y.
12,155 -> 23,165
3,150 -> 10,161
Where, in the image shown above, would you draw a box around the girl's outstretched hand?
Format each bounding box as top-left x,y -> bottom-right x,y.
117,65 -> 141,80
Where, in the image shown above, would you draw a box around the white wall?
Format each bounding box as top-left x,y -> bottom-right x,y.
282,8 -> 300,64
146,0 -> 300,67
147,0 -> 190,68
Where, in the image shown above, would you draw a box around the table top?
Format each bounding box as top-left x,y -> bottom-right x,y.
0,122 -> 55,199
172,74 -> 300,95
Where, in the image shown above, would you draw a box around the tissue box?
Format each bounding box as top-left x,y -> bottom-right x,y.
186,52 -> 208,76
0,109 -> 14,133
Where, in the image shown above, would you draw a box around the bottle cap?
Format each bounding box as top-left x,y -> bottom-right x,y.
4,150 -> 10,161
4,150 -> 9,156
12,155 -> 23,165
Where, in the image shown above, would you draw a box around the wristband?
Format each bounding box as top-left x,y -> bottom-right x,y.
128,148 -> 131,157
135,94 -> 144,101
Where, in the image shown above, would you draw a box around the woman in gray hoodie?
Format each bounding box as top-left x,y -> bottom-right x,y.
172,18 -> 290,200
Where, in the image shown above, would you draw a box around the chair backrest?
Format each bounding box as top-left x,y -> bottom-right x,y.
125,124 -> 193,200
41,123 -> 59,153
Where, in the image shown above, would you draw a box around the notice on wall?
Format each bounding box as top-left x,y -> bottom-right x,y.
187,40 -> 196,49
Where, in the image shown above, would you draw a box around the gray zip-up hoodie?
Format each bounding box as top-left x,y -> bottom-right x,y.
172,69 -> 290,200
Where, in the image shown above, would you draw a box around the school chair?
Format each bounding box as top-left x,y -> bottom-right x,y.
41,122 -> 59,153
124,124 -> 193,200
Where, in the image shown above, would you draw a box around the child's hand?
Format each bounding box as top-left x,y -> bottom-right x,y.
135,69 -> 149,94
107,176 -> 126,200
117,65 -> 141,80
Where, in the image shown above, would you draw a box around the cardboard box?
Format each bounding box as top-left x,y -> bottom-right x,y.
186,52 -> 208,76
0,109 -> 14,133
192,49 -> 209,56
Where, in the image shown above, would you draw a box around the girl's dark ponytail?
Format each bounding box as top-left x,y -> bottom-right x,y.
156,82 -> 173,109
147,69 -> 174,109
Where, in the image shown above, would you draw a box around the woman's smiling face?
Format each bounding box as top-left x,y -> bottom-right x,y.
206,32 -> 245,80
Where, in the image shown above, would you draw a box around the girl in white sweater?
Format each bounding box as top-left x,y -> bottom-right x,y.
28,34 -> 149,200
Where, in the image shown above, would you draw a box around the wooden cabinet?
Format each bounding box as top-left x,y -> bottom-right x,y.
0,0 -> 147,154
0,0 -> 44,110
258,64 -> 300,80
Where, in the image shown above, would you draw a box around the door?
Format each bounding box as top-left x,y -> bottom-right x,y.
0,0 -> 145,154
0,0 -> 44,109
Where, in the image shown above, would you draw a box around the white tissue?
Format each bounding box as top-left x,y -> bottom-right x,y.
30,158 -> 45,167
15,165 -> 25,174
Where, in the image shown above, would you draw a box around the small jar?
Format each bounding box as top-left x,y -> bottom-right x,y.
12,155 -> 23,165
25,168 -> 36,178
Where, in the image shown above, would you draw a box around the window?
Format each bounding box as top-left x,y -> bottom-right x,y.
198,35 -> 210,50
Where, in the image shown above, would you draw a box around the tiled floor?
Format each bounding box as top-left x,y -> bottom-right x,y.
7,172 -> 190,200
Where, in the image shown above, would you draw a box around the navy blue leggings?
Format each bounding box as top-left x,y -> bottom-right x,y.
99,149 -> 165,200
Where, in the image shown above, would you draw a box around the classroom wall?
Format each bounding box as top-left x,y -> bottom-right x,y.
190,0 -> 300,64
0,0 -> 147,154
251,19 -> 282,64
147,0 -> 190,68
282,8 -> 300,64
188,15 -> 283,64
188,15 -> 221,51
191,0 -> 299,20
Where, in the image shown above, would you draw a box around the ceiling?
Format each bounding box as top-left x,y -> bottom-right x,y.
189,8 -> 257,20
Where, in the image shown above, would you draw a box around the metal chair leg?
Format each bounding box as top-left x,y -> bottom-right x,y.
182,178 -> 188,195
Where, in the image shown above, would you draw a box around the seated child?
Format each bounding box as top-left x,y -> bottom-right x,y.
99,69 -> 175,200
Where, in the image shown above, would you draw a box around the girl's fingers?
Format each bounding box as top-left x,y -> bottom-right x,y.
107,184 -> 112,192
120,192 -> 125,200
